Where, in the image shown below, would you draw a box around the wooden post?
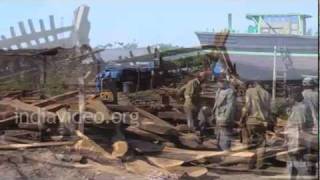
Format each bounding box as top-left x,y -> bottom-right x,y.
272,46 -> 277,101
40,57 -> 47,98
78,71 -> 91,132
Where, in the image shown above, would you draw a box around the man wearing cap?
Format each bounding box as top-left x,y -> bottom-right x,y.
240,81 -> 272,169
213,80 -> 236,151
302,77 -> 318,135
286,90 -> 314,179
181,72 -> 207,131
301,77 -> 318,177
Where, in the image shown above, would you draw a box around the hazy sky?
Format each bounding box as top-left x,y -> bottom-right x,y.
0,0 -> 318,47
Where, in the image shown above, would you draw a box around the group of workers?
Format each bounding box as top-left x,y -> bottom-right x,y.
180,72 -> 318,177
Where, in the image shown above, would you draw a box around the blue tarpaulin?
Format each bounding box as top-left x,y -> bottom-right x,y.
212,61 -> 223,76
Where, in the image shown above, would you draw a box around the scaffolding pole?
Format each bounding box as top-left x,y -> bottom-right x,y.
272,46 -> 277,101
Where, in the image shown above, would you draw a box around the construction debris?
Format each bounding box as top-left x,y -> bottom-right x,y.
0,84 -> 314,180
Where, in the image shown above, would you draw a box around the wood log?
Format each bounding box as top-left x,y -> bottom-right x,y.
74,130 -> 118,160
111,141 -> 128,158
111,126 -> 128,158
86,98 -> 112,123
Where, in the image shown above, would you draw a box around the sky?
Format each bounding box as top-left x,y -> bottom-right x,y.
0,0 -> 318,47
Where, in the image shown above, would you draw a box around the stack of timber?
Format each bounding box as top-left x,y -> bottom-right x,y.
0,89 -> 314,179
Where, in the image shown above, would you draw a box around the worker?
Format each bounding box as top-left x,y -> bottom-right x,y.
213,79 -> 236,151
240,81 -> 254,144
240,81 -> 272,169
302,77 -> 318,135
286,90 -> 312,179
181,72 -> 207,131
301,77 -> 318,177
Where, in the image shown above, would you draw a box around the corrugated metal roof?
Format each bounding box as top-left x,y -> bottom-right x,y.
99,47 -> 156,62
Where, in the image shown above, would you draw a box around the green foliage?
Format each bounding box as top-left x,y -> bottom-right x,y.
271,98 -> 289,120
44,74 -> 66,96
157,43 -> 180,52
172,54 -> 207,71
0,74 -> 35,91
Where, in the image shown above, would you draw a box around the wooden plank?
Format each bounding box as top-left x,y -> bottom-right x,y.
157,111 -> 186,121
0,111 -> 15,120
33,90 -> 78,107
0,141 -> 75,150
154,147 -> 226,163
146,156 -> 184,169
156,146 -> 253,164
125,126 -> 169,142
44,103 -> 67,112
0,99 -> 57,121
125,160 -> 171,177
206,166 -> 285,175
24,155 -> 92,169
135,107 -> 177,135
106,104 -> 135,112
261,175 -> 317,179
219,151 -> 255,166
167,166 -> 208,178
4,135 -> 38,144
49,15 -> 58,40
28,19 -> 40,45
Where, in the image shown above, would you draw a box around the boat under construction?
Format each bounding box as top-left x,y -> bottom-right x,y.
196,14 -> 318,81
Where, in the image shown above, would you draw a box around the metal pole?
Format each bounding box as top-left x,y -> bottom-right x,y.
272,46 -> 277,101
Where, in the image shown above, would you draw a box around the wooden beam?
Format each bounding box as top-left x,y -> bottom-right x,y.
125,126 -> 169,142
33,90 -> 78,107
134,107 -> 178,136
0,99 -> 57,121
